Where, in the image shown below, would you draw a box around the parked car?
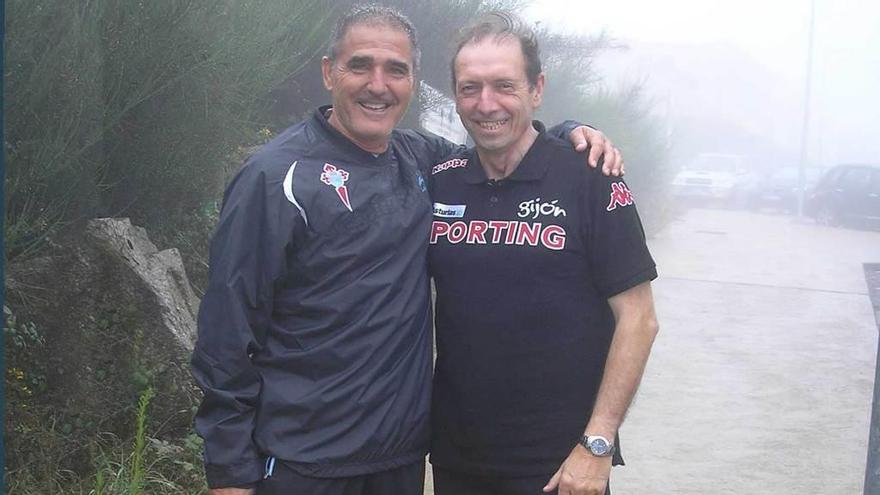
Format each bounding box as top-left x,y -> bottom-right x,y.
671,153 -> 750,207
744,166 -> 824,212
805,163 -> 880,227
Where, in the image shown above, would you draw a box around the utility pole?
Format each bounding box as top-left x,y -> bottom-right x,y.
796,0 -> 816,218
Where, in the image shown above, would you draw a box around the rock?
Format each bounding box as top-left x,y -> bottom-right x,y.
84,218 -> 199,351
5,217 -> 202,473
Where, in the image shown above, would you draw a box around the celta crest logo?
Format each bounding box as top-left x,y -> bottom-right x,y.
606,182 -> 634,211
320,163 -> 353,212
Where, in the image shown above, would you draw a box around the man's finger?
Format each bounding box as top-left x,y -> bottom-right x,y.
600,148 -> 612,175
574,128 -> 589,153
588,139 -> 604,167
569,127 -> 590,153
544,468 -> 562,492
608,148 -> 621,176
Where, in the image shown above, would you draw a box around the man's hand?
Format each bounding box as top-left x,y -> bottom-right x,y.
543,444 -> 611,495
209,488 -> 255,495
569,126 -> 624,177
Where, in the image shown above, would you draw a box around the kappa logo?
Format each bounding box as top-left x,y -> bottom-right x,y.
433,202 -> 467,218
606,182 -> 634,211
320,163 -> 353,212
432,158 -> 468,175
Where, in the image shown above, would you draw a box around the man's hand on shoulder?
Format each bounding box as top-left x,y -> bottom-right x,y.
209,488 -> 255,495
569,126 -> 624,177
543,444 -> 612,495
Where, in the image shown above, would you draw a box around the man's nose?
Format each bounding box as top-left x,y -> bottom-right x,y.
366,67 -> 388,94
476,87 -> 500,114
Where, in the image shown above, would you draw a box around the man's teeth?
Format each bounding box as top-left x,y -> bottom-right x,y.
478,119 -> 508,130
360,102 -> 389,111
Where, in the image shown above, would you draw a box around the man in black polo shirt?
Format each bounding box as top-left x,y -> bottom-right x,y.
429,12 -> 660,495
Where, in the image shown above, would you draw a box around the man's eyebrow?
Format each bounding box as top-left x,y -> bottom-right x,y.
346,55 -> 373,67
386,59 -> 411,72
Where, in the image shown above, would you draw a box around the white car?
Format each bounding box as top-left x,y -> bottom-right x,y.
672,153 -> 749,207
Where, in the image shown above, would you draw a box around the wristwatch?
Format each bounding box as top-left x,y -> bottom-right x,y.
580,434 -> 615,457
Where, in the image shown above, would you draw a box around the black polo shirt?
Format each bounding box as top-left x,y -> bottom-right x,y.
427,124 -> 657,476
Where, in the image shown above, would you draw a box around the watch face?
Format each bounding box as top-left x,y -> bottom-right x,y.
589,437 -> 610,455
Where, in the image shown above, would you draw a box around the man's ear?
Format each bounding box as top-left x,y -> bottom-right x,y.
321,56 -> 334,91
532,72 -> 545,107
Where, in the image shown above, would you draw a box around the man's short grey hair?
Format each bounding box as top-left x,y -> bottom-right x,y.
451,11 -> 542,90
327,4 -> 421,72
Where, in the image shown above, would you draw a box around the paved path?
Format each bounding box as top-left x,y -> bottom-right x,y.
614,209 -> 880,494
426,208 -> 880,494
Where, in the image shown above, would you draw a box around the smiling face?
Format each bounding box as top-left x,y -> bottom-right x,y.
453,35 -> 544,156
322,23 -> 416,153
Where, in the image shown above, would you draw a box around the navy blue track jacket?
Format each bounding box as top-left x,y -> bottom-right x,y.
192,107 -> 460,488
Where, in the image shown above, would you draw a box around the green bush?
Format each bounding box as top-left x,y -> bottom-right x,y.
4,305 -> 47,399
4,0 -> 337,263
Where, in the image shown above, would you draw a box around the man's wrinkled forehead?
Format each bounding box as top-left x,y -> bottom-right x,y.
453,34 -> 528,81
333,18 -> 419,71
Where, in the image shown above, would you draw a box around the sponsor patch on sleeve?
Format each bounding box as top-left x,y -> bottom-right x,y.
433,202 -> 467,218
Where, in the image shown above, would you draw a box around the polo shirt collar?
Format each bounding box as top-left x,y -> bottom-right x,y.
462,120 -> 553,185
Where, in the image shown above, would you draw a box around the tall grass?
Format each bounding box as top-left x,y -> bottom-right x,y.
127,387 -> 154,495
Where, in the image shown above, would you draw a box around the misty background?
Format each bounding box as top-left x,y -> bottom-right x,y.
3,1 -> 879,494
527,0 -> 880,168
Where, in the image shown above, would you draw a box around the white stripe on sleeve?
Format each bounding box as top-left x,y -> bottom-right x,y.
283,161 -> 309,227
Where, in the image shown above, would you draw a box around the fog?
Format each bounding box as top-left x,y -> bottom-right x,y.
526,0 -> 880,167
5,1 -> 879,492
523,2 -> 880,493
